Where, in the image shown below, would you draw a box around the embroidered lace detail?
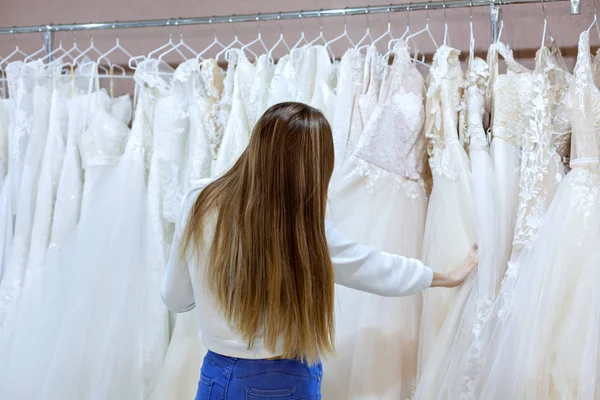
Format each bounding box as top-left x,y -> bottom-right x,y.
512,48 -> 559,250
246,55 -> 273,128
344,157 -> 425,199
425,45 -> 465,180
331,49 -> 363,171
464,57 -> 489,149
570,168 -> 598,220
487,42 -> 532,149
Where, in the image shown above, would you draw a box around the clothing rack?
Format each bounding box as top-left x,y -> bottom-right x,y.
0,0 -> 577,56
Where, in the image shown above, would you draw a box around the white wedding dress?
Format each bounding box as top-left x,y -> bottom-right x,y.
415,53 -> 501,399
0,61 -> 51,332
417,45 -> 477,378
323,40 -> 429,400
0,66 -> 132,399
486,42 -> 532,277
331,48 -> 363,177
456,31 -> 600,399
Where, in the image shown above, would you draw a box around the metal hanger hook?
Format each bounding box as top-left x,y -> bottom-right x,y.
230,15 -> 238,36
299,11 -> 305,33
365,6 -> 371,30
278,12 -> 284,33
469,0 -> 474,22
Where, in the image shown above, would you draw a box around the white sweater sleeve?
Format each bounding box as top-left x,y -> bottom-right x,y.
161,182 -> 211,313
326,221 -> 433,296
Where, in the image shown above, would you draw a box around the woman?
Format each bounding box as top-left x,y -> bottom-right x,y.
162,102 -> 477,399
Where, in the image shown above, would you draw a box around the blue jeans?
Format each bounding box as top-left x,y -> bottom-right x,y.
195,350 -> 323,399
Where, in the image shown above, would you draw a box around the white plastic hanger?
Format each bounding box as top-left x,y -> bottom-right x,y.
268,13 -> 291,62
70,35 -> 109,75
97,38 -> 135,78
386,3 -> 412,55
23,31 -> 48,63
241,15 -> 269,61
1,32 -> 28,69
405,3 -> 439,51
355,8 -> 375,51
308,10 -> 329,47
371,6 -> 394,51
540,0 -> 554,48
291,12 -> 309,52
216,17 -> 254,61
324,7 -> 355,57
159,33 -> 198,62
589,0 -> 600,41
442,0 -> 450,45
197,16 -> 226,61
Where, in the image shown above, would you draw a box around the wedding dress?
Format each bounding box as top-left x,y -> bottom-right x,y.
0,60 -> 51,332
415,53 -> 500,399
0,65 -> 132,399
331,48 -> 363,176
323,40 -> 428,400
486,42 -> 532,275
344,45 -> 383,161
213,49 -> 256,176
417,45 -> 477,378
150,61 -> 222,400
456,31 -> 600,399
0,98 -> 9,185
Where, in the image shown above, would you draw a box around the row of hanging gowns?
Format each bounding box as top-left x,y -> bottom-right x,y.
0,30 -> 598,400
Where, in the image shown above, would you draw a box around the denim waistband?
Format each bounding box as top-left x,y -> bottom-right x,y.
204,350 -> 323,380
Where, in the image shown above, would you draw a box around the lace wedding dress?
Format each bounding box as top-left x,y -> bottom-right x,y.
323,40 -> 428,400
486,42 -> 532,276
417,45 -> 477,378
415,53 -> 501,399
455,31 -> 600,399
0,96 -> 11,282
331,48 -> 363,177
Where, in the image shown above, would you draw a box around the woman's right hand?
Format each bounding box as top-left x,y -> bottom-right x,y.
430,245 -> 478,288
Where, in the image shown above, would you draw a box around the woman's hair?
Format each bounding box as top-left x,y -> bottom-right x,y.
181,102 -> 335,362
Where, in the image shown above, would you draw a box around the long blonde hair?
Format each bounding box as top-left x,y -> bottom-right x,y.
181,102 -> 335,362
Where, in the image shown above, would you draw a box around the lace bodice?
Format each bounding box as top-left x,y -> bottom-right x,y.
346,46 -> 383,159
487,42 -> 533,148
79,91 -> 131,169
425,45 -> 466,179
568,31 -> 600,165
331,49 -> 363,170
464,57 -> 490,149
247,54 -> 273,127
355,41 -> 427,180
267,53 -> 298,107
0,99 -> 10,182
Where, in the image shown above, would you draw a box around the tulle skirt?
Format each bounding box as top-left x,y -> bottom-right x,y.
0,149 -> 154,400
415,146 -> 501,399
322,156 -> 427,400
453,165 -> 600,400
417,144 -> 477,379
149,312 -> 207,400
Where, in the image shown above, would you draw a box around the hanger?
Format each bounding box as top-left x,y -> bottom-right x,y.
240,14 -> 268,61
216,16 -> 252,61
540,0 -> 554,47
23,31 -> 48,63
268,12 -> 291,62
324,7 -> 355,58
97,38 -> 135,78
386,2 -> 412,56
198,16 -> 226,61
355,7 -> 375,52
158,20 -> 197,62
148,33 -> 187,61
371,5 -> 394,51
589,0 -> 600,41
308,10 -> 329,47
442,0 -> 450,45
291,11 -> 309,52
405,3 -> 439,50
468,0 -> 475,63
1,31 -> 28,69
53,31 -> 84,74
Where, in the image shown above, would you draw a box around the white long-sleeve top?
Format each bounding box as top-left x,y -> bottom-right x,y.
162,180 -> 434,359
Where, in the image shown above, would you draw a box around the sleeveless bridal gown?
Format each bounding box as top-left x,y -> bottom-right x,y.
323,41 -> 429,400
417,45 -> 477,378
458,31 -> 600,399
486,43 -> 532,278
415,53 -> 500,399
0,61 -> 51,332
